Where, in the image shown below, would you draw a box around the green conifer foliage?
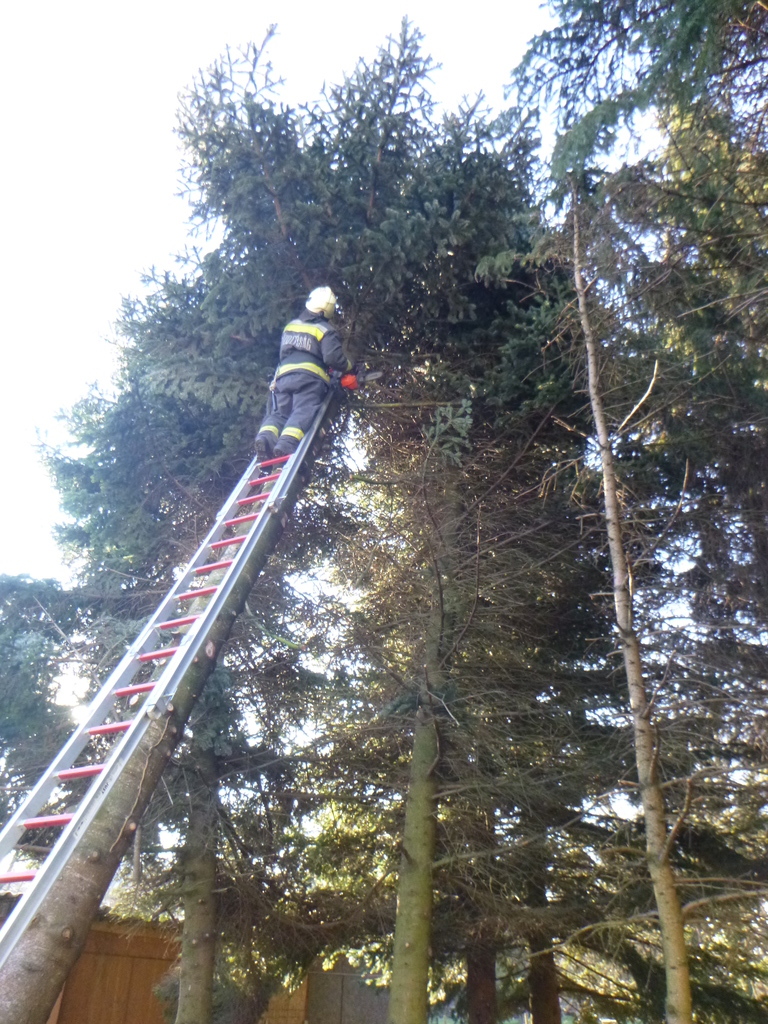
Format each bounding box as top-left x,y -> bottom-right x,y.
0,577 -> 80,821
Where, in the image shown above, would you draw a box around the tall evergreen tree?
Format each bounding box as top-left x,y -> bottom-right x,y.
510,3 -> 768,1020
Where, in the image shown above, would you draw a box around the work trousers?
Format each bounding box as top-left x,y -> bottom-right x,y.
256,370 -> 329,454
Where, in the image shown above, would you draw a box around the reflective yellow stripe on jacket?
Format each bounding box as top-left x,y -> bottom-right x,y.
283,321 -> 327,341
274,361 -> 330,383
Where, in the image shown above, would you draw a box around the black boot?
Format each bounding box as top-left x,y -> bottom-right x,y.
255,436 -> 272,462
273,441 -> 298,459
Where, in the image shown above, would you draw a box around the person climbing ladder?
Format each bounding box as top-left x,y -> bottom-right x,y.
255,286 -> 357,459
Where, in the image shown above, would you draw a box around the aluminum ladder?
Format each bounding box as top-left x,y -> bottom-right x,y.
0,391 -> 335,969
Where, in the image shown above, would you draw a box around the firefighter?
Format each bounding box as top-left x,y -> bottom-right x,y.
255,286 -> 355,460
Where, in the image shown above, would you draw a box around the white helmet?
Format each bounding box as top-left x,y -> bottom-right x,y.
306,286 -> 337,319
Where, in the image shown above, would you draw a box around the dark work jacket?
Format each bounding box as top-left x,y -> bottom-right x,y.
276,310 -> 352,383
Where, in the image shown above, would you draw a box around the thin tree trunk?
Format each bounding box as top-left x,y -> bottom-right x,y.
521,833 -> 561,1024
528,942 -> 561,1024
572,195 -> 692,1024
387,701 -> 438,1024
175,747 -> 219,1024
387,468 -> 469,1024
467,942 -> 497,1024
465,793 -> 498,1024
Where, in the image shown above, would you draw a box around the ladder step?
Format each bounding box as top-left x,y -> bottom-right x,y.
57,765 -> 105,780
210,535 -> 247,550
176,586 -> 218,601
248,472 -> 281,487
22,814 -> 74,830
0,872 -> 36,884
224,512 -> 260,527
194,560 -> 233,575
114,682 -> 156,697
88,721 -> 133,736
237,493 -> 270,508
158,614 -> 199,630
138,646 -> 180,662
257,455 -> 290,468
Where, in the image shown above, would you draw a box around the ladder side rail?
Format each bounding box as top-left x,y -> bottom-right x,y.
0,442 -> 281,855
0,393 -> 336,969
0,706 -> 159,966
0,437 -> 297,859
113,452 -> 278,656
143,392 -> 335,714
0,448 -> 297,959
95,408 -> 325,723
0,655 -> 146,863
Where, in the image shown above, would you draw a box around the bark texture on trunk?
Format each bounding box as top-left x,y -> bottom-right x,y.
467,942 -> 497,1024
528,943 -> 561,1024
388,472 -> 465,1024
0,520 -> 282,1024
175,748 -> 218,1024
521,845 -> 561,1024
572,197 -> 692,1024
387,705 -> 438,1024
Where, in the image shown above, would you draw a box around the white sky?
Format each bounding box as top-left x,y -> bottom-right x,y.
0,0 -> 550,580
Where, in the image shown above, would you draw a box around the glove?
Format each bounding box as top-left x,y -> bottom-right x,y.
340,373 -> 359,390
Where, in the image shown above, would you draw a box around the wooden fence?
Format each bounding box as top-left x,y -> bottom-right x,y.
45,919 -> 178,1024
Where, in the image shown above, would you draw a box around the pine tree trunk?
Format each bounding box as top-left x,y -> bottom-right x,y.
572,197 -> 692,1024
387,703 -> 438,1024
0,515 -> 283,1024
465,795 -> 498,1024
521,839 -> 561,1024
387,469 -> 469,1024
528,943 -> 561,1024
467,943 -> 497,1024
175,748 -> 218,1024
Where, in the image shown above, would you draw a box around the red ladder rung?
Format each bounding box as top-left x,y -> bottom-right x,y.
158,614 -> 199,630
257,455 -> 290,468
248,472 -> 281,487
0,872 -> 36,884
210,535 -> 247,550
58,764 -> 105,780
194,560 -> 233,575
138,646 -> 179,662
225,512 -> 260,527
22,814 -> 74,830
88,721 -> 133,736
114,682 -> 156,697
237,493 -> 270,508
176,586 -> 218,601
